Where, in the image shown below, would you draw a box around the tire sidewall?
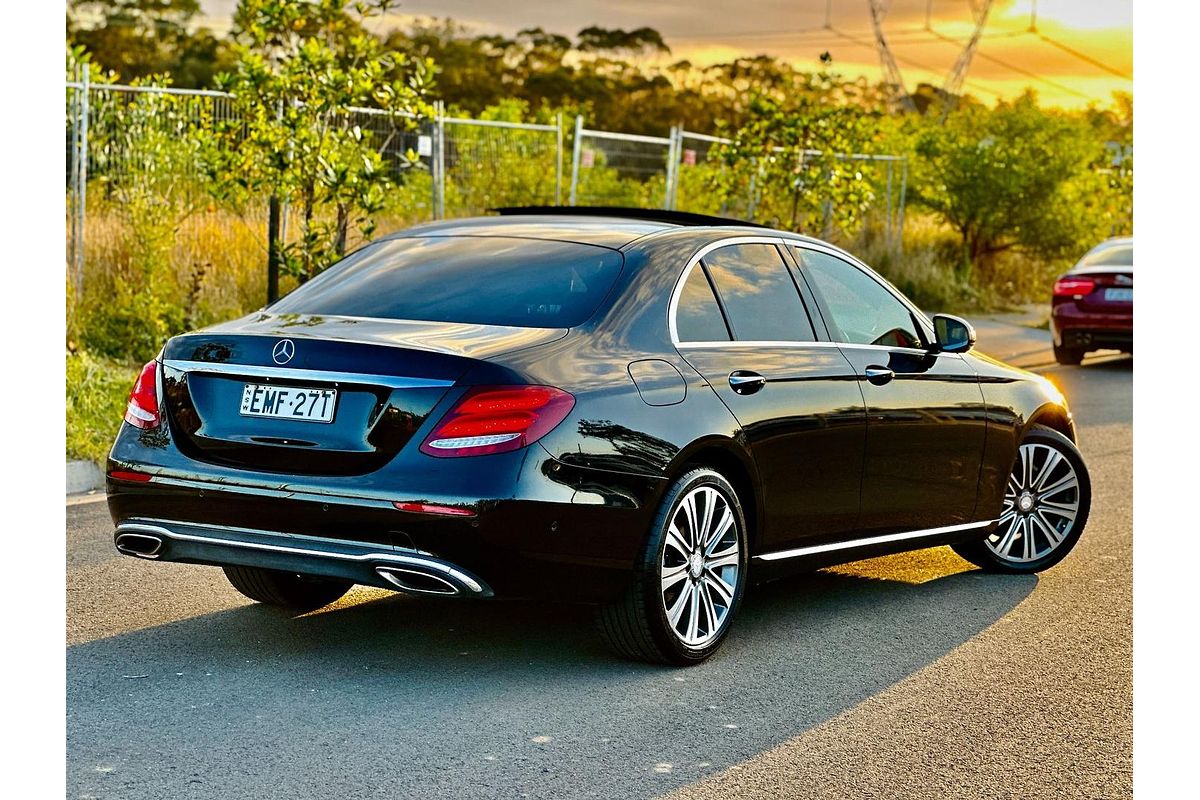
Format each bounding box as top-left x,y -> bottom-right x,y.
640,469 -> 749,664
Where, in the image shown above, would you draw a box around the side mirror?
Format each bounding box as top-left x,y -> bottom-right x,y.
932,314 -> 976,354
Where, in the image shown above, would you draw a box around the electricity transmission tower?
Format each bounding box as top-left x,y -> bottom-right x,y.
867,0 -> 917,113
940,0 -> 994,121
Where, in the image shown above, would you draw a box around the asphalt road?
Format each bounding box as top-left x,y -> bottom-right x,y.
66,352 -> 1132,799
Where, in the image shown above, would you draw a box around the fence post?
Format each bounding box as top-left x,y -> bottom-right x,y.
433,101 -> 446,220
555,112 -> 564,206
884,159 -> 894,249
568,115 -> 583,206
74,68 -> 90,297
897,156 -> 908,257
67,77 -> 79,290
663,125 -> 678,210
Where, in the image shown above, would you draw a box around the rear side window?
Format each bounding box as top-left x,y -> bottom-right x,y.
675,265 -> 731,342
702,244 -> 816,342
270,236 -> 624,328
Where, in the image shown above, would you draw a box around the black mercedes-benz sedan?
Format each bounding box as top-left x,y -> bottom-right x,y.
107,209 -> 1090,665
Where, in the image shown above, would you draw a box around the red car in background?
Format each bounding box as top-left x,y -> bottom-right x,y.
1050,237 -> 1133,365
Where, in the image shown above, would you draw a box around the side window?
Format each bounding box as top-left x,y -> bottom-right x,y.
702,244 -> 817,342
675,263 -> 731,342
796,249 -> 924,348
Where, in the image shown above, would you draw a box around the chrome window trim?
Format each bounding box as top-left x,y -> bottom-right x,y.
755,519 -> 995,562
163,359 -> 454,389
667,236 -> 941,351
668,235 -> 807,347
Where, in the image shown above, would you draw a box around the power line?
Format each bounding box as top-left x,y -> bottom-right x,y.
923,27 -> 1092,100
827,25 -> 1002,98
1037,32 -> 1131,80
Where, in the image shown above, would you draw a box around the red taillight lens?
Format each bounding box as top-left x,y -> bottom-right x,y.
124,360 -> 160,430
1053,277 -> 1096,297
419,385 -> 575,458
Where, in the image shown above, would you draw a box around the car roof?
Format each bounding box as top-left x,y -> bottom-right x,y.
384,213 -> 830,251
385,215 -> 678,249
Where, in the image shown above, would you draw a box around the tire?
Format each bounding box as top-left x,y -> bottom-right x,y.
1053,342 -> 1084,366
223,565 -> 352,611
952,424 -> 1091,574
596,468 -> 749,665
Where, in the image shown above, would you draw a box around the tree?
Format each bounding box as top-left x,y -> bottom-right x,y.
913,93 -> 1109,278
711,60 -> 885,237
67,0 -> 235,87
204,0 -> 434,302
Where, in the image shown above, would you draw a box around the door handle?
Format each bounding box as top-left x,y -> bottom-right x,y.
728,370 -> 767,395
864,366 -> 895,386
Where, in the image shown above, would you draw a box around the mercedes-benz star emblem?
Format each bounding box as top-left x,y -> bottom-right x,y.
271,339 -> 296,365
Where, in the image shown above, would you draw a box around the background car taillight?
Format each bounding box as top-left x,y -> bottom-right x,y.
420,385 -> 575,457
1053,277 -> 1096,297
124,360 -> 160,429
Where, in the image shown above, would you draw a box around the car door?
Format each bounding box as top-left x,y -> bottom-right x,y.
672,238 -> 866,552
790,245 -> 988,536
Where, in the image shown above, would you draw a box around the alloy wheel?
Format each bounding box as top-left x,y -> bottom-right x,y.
986,442 -> 1082,564
660,485 -> 741,648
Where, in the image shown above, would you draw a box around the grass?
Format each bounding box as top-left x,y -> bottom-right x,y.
66,351 -> 138,465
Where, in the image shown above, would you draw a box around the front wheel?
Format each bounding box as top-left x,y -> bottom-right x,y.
953,425 -> 1091,573
597,468 -> 749,665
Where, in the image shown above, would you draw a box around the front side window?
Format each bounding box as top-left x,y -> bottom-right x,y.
701,244 -> 816,342
796,248 -> 924,348
270,236 -> 624,328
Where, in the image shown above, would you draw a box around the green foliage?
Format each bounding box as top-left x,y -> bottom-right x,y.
67,0 -> 236,88
205,0 -> 434,283
912,93 -> 1122,279
709,64 -> 886,239
77,67 -> 206,361
66,351 -> 139,464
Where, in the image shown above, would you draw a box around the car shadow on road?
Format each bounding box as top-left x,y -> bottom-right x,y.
68,548 -> 1037,800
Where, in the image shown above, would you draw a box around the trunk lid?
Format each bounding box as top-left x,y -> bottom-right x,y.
1068,267 -> 1133,312
160,313 -> 566,475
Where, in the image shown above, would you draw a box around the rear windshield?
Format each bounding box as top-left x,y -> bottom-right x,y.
1082,244 -> 1133,267
269,236 -> 624,328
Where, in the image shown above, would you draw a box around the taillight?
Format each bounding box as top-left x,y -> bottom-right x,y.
1053,277 -> 1096,297
419,385 -> 575,458
124,360 -> 160,430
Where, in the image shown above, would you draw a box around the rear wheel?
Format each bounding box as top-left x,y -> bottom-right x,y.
596,468 -> 748,665
223,565 -> 352,611
952,425 -> 1090,573
1053,342 -> 1084,365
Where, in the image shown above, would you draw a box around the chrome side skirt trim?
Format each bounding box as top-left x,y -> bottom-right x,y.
755,520 -> 996,562
163,359 -> 454,390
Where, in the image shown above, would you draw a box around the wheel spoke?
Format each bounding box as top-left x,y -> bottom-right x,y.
665,525 -> 690,560
705,506 -> 734,555
685,583 -> 702,642
706,551 -> 739,570
1039,472 -> 1078,499
667,582 -> 691,629
699,582 -> 719,635
1018,446 -> 1031,490
1032,449 -> 1063,492
991,518 -> 1018,557
680,493 -> 699,550
1039,499 -> 1078,520
661,562 -> 688,592
697,488 -> 717,550
1031,511 -> 1063,548
704,569 -> 735,605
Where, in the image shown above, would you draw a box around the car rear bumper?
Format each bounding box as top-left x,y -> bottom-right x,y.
106,444 -> 668,602
114,518 -> 495,597
1050,303 -> 1133,350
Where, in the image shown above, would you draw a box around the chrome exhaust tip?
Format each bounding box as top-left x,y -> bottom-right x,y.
375,566 -> 462,596
115,532 -> 164,559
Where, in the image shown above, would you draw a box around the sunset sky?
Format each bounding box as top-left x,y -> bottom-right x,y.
197,0 -> 1132,109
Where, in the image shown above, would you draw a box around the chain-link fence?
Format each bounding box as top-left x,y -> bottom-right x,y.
568,116 -> 675,208
66,80 -> 906,312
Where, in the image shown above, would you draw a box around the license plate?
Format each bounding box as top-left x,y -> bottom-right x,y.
240,383 -> 337,423
1104,287 -> 1133,302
